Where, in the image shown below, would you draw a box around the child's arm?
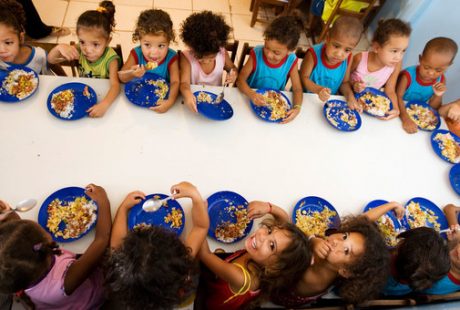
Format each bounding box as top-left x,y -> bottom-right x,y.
396,74 -> 418,133
236,55 -> 265,106
223,52 -> 238,84
247,201 -> 290,223
118,53 -> 145,83
363,201 -> 404,222
382,62 -> 403,120
282,67 -> 303,123
87,58 -> 120,117
151,58 -> 179,113
444,204 -> 460,244
439,99 -> 460,122
63,184 -> 112,295
350,53 -> 366,93
430,82 -> 446,110
47,43 -> 79,64
0,200 -> 20,222
340,57 -> 362,112
179,55 -> 198,113
299,50 -> 331,102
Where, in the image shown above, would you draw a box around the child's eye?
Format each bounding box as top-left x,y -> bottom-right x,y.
159,44 -> 166,48
144,43 -> 150,48
345,48 -> 352,53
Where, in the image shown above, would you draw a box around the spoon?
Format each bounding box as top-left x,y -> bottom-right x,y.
1,198 -> 37,215
439,227 -> 460,234
142,196 -> 174,212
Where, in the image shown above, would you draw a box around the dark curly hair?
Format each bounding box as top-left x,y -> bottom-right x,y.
373,18 -> 411,46
77,1 -> 116,38
133,9 -> 175,43
395,227 -> 450,291
264,15 -> 304,50
422,37 -> 458,63
0,220 -> 61,294
180,11 -> 231,59
105,225 -> 197,309
0,0 -> 26,35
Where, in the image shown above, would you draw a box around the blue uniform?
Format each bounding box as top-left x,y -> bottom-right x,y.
246,45 -> 297,90
422,273 -> 460,295
401,66 -> 445,102
131,47 -> 177,82
382,275 -> 412,296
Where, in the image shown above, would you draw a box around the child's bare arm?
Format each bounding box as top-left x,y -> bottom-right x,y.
340,58 -> 361,112
247,201 -> 290,222
179,55 -> 197,113
118,53 -> 145,83
396,74 -> 418,133
282,67 -> 303,123
363,201 -> 404,222
350,53 -> 365,93
430,82 -> 446,110
299,51 -> 330,101
47,43 -> 79,64
223,52 -> 238,84
382,62 -> 403,120
439,99 -> 460,121
151,58 -> 179,113
236,56 -> 265,106
87,59 -> 120,117
444,204 -> 460,227
64,184 -> 112,295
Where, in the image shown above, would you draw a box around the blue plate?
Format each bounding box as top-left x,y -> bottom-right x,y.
47,83 -> 97,120
292,196 -> 340,236
405,101 -> 440,131
0,66 -> 39,103
431,129 -> 460,164
250,88 -> 291,123
323,99 -> 362,131
194,90 -> 233,121
405,197 -> 448,231
38,186 -> 98,243
128,193 -> 185,235
207,191 -> 252,243
355,87 -> 392,117
449,163 -> 460,195
125,72 -> 169,108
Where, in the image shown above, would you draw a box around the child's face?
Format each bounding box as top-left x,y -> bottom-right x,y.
0,24 -> 21,63
324,34 -> 359,65
325,232 -> 365,268
374,35 -> 409,67
140,33 -> 169,64
263,39 -> 290,65
418,51 -> 453,82
245,225 -> 291,266
77,27 -> 110,63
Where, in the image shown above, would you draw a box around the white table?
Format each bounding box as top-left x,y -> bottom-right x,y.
0,75 -> 456,254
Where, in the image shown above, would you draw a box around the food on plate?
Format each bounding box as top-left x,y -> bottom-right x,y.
2,69 -> 38,99
82,85 -> 91,98
376,215 -> 399,247
215,205 -> 250,243
326,104 -> 358,128
147,79 -> 168,100
133,222 -> 152,230
145,61 -> 158,70
51,89 -> 75,118
295,206 -> 337,237
263,90 -> 288,120
406,201 -> 440,230
196,91 -> 213,103
164,207 -> 183,229
434,132 -> 460,163
359,92 -> 391,116
406,104 -> 439,130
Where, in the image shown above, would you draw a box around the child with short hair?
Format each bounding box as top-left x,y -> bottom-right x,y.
179,11 -> 238,113
48,1 -> 121,117
300,16 -> 363,110
118,9 -> 179,113
237,15 -> 304,123
350,18 -> 411,120
106,181 -> 208,309
0,184 -> 112,309
397,37 -> 458,133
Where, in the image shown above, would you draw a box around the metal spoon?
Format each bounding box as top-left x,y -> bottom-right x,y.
142,196 -> 174,212
1,198 -> 37,215
214,82 -> 228,104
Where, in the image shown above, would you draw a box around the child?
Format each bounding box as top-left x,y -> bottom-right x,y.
237,15 -> 304,123
118,9 -> 179,113
179,11 -> 237,113
300,16 -> 363,110
440,98 -> 460,136
106,181 -> 208,309
350,18 -> 411,120
0,184 -> 111,309
48,1 -> 121,117
0,0 -> 48,74
397,37 -> 458,133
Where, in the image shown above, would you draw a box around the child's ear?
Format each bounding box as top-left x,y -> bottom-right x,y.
338,267 -> 352,278
371,41 -> 380,52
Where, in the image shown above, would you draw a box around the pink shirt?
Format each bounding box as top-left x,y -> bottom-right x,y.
182,48 -> 226,86
25,249 -> 105,310
351,51 -> 394,89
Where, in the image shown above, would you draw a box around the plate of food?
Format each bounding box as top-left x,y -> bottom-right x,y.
323,99 -> 361,131
250,88 -> 291,123
363,200 -> 404,247
449,163 -> 460,195
292,196 -> 340,237
47,83 -> 97,120
355,87 -> 392,117
194,90 -> 233,121
125,72 -> 169,108
405,197 -> 447,232
405,101 -> 440,131
207,191 -> 252,243
128,193 -> 185,235
0,66 -> 39,102
431,129 -> 460,164
38,187 -> 98,243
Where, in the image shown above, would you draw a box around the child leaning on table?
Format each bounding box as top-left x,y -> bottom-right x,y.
0,0 -> 48,74
350,18 -> 411,120
179,11 -> 238,113
0,184 -> 112,309
440,98 -> 460,136
300,16 -> 362,110
118,9 -> 179,113
105,181 -> 208,309
48,1 -> 121,117
237,15 -> 304,123
397,37 -> 458,133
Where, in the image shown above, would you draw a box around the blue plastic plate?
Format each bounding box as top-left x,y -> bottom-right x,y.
250,88 -> 291,123
47,82 -> 97,120
124,72 -> 169,108
292,196 -> 340,236
431,129 -> 460,164
0,66 -> 39,103
355,87 -> 392,117
449,163 -> 460,195
128,193 -> 185,235
405,197 -> 448,231
38,186 -> 98,243
323,99 -> 362,131
194,90 -> 233,121
207,191 -> 252,243
405,101 -> 440,131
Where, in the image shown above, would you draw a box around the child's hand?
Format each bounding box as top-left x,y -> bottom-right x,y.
447,224 -> 460,242
87,101 -> 110,118
0,200 -> 17,222
447,104 -> 460,122
225,69 -> 237,84
352,80 -> 366,93
317,87 -> 331,102
433,82 -> 447,97
250,92 -> 266,106
57,44 -> 79,61
171,181 -> 200,200
120,191 -> 145,210
312,237 -> 331,259
380,109 -> 400,120
281,106 -> 300,123
347,96 -> 363,113
247,201 -> 271,220
402,117 -> 418,134
389,202 -> 405,219
85,184 -> 109,204
131,65 -> 145,78
150,99 -> 172,114
183,94 -> 198,113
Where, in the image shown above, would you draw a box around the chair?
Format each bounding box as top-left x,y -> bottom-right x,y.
26,41 -> 67,76
225,40 -> 239,64
237,42 -> 254,74
419,291 -> 460,303
250,0 -> 292,27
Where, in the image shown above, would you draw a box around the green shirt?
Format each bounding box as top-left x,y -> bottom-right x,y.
78,47 -> 120,79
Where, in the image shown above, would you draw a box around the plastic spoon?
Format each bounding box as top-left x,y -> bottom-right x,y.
142,196 -> 174,212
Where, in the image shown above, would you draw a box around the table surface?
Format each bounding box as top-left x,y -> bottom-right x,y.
0,75 -> 456,253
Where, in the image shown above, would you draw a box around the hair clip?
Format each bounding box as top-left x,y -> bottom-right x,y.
96,7 -> 107,13
33,243 -> 43,252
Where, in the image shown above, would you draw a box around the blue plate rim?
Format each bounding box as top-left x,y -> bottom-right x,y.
355,87 -> 393,118
449,163 -> 460,196
124,72 -> 169,108
323,99 -> 362,132
431,129 -> 460,164
193,90 -> 234,121
405,100 -> 441,131
0,66 -> 39,103
404,197 -> 448,231
249,88 -> 292,123
291,196 -> 340,231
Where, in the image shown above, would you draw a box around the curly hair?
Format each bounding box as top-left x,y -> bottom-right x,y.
395,227 -> 450,291
77,1 -> 116,38
264,15 -> 304,50
422,37 -> 458,63
133,9 -> 175,43
0,0 -> 26,35
332,216 -> 390,304
0,220 -> 61,294
373,18 -> 411,46
180,11 -> 231,59
105,225 -> 198,309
